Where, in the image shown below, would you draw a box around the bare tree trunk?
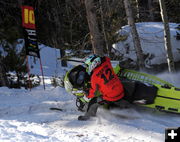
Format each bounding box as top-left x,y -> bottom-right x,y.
135,0 -> 140,19
60,49 -> 67,67
0,68 -> 6,86
148,0 -> 154,21
124,0 -> 145,70
99,0 -> 109,56
84,0 -> 104,56
0,58 -> 7,86
159,0 -> 175,73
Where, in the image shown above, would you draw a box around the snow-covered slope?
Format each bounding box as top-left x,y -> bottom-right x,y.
0,45 -> 180,142
0,83 -> 180,142
113,22 -> 180,66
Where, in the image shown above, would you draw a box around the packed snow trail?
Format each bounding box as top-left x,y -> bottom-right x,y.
0,83 -> 180,142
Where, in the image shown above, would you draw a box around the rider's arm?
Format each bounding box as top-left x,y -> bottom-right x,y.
86,84 -> 96,98
86,75 -> 100,98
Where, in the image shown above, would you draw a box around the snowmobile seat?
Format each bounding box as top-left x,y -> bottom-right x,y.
122,80 -> 158,105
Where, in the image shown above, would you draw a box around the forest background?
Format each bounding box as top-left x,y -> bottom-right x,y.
0,0 -> 180,88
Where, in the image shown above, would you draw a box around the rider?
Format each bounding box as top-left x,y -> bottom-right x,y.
78,54 -> 129,121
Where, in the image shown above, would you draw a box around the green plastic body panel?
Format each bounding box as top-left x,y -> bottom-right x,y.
145,84 -> 180,113
114,65 -> 180,114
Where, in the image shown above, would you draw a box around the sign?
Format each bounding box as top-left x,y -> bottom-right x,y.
22,6 -> 40,58
22,6 -> 35,29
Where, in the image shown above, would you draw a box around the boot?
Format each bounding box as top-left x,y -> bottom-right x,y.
78,97 -> 99,121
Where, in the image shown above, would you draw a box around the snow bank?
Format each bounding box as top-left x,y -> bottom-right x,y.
28,44 -> 67,77
156,71 -> 180,87
113,22 -> 180,66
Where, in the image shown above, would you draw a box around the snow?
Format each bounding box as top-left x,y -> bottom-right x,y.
113,22 -> 180,66
156,71 -> 180,87
28,44 -> 66,77
1,84 -> 180,142
1,23 -> 180,142
0,39 -> 24,57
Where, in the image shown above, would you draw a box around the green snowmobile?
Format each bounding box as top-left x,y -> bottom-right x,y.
64,64 -> 180,114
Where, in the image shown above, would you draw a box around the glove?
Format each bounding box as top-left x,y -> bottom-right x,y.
82,94 -> 92,103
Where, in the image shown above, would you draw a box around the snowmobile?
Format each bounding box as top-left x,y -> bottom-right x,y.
64,63 -> 180,114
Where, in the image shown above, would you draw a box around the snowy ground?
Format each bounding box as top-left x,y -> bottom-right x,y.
0,79 -> 180,142
0,46 -> 180,142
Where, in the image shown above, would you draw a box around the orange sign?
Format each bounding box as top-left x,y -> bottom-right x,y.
22,6 -> 35,29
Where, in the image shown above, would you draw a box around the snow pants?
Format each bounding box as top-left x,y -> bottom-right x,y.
121,80 -> 158,104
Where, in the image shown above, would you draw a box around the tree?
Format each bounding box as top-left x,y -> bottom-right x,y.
159,0 -> 175,73
84,0 -> 104,56
135,0 -> 161,22
123,0 -> 145,70
147,0 -> 154,21
0,57 -> 8,86
99,0 -> 109,56
0,1 -> 23,87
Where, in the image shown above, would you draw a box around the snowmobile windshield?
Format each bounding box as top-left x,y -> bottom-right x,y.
64,72 -> 73,94
64,65 -> 90,96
